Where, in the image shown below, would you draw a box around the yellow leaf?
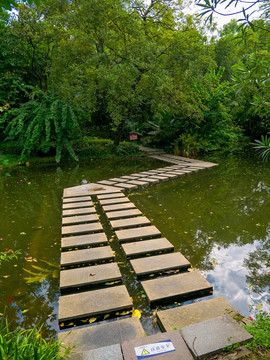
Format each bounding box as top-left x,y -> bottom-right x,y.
3,275 -> 10,278
68,322 -> 74,326
89,317 -> 97,323
257,303 -> 262,310
60,323 -> 64,327
120,311 -> 129,316
132,309 -> 141,319
104,314 -> 110,320
22,309 -> 29,314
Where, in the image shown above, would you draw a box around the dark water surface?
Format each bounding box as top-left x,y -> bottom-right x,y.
0,155 -> 269,338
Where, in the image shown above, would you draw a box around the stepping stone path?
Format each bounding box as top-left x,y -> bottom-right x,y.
57,150 -> 250,359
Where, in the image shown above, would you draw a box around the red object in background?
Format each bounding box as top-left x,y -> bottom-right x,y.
129,133 -> 138,141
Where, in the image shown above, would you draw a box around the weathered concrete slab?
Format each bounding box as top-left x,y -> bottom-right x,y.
106,209 -> 142,220
63,183 -> 121,197
130,173 -> 148,177
138,177 -> 159,183
116,225 -> 161,242
139,171 -> 159,176
63,207 -> 96,217
61,233 -> 108,250
141,272 -> 213,305
113,183 -> 137,189
63,196 -> 92,203
130,252 -> 190,277
97,180 -> 117,185
60,246 -> 114,267
99,197 -> 130,205
67,344 -> 124,360
63,201 -> 93,209
62,223 -> 103,236
122,238 -> 174,258
120,175 -> 140,180
58,317 -> 145,352
165,172 -> 183,177
110,216 -> 151,230
62,214 -> 99,225
103,202 -> 136,212
127,180 -> 149,186
97,193 -> 125,200
58,285 -> 132,322
180,314 -> 253,359
149,175 -> 169,180
110,177 -> 129,182
157,297 -> 240,331
121,329 -> 193,360
60,263 -> 121,291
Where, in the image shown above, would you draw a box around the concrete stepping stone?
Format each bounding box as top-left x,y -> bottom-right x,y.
130,173 -> 148,177
61,233 -> 108,250
62,214 -> 99,225
139,171 -> 159,176
63,201 -> 93,209
165,172 -> 182,177
63,196 -> 92,203
113,183 -> 137,189
63,207 -> 96,217
97,180 -> 117,185
106,209 -> 142,220
180,314 -> 253,359
121,329 -> 193,360
97,193 -> 125,200
141,272 -> 213,305
103,202 -> 136,212
62,223 -> 103,236
99,197 -> 130,205
138,177 -> 159,183
122,238 -> 174,258
130,252 -> 190,277
120,175 -> 140,180
60,246 -> 114,267
110,177 -> 128,182
63,183 -> 122,197
60,263 -> 122,291
110,216 -> 151,230
67,344 -> 124,360
127,180 -> 149,186
58,285 -> 132,322
149,174 -> 169,180
116,225 -> 161,242
58,317 -> 145,352
157,297 -> 240,332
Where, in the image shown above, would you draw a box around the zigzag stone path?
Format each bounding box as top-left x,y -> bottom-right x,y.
58,148 -> 252,359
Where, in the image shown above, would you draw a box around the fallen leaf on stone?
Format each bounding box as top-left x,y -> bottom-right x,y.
89,317 -> 97,323
104,314 -> 110,320
132,309 -> 141,319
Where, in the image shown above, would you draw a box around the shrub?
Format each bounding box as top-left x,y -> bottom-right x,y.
116,141 -> 140,156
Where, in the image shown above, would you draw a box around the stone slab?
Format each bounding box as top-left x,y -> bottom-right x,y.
63,183 -> 122,197
99,197 -> 130,205
63,207 -> 96,217
116,225 -> 161,242
110,177 -> 129,182
60,246 -> 114,267
97,193 -> 125,200
58,285 -> 132,322
61,233 -> 108,250
141,272 -> 213,305
139,171 -> 159,176
62,214 -> 99,225
67,344 -> 124,360
130,173 -> 148,177
157,297 -> 240,331
113,183 -> 137,189
121,329 -> 193,360
97,180 -> 117,185
148,174 -> 169,180
165,172 -> 182,177
106,209 -> 142,220
162,172 -> 178,178
63,201 -> 93,209
138,177 -> 159,183
180,314 -> 253,359
62,223 -> 103,236
110,216 -> 151,230
122,238 -> 174,258
63,196 -> 92,203
103,202 -> 136,212
60,263 -> 122,290
120,176 -> 140,180
130,252 -> 190,277
58,317 -> 145,352
127,180 -> 149,186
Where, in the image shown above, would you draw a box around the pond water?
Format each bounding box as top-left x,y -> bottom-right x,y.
0,154 -> 269,338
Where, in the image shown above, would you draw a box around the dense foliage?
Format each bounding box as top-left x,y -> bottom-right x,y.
0,0 -> 269,161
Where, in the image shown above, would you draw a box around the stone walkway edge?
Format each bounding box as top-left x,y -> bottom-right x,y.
58,148 -> 252,359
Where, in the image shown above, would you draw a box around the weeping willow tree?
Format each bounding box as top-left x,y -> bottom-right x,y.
0,90 -> 80,162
